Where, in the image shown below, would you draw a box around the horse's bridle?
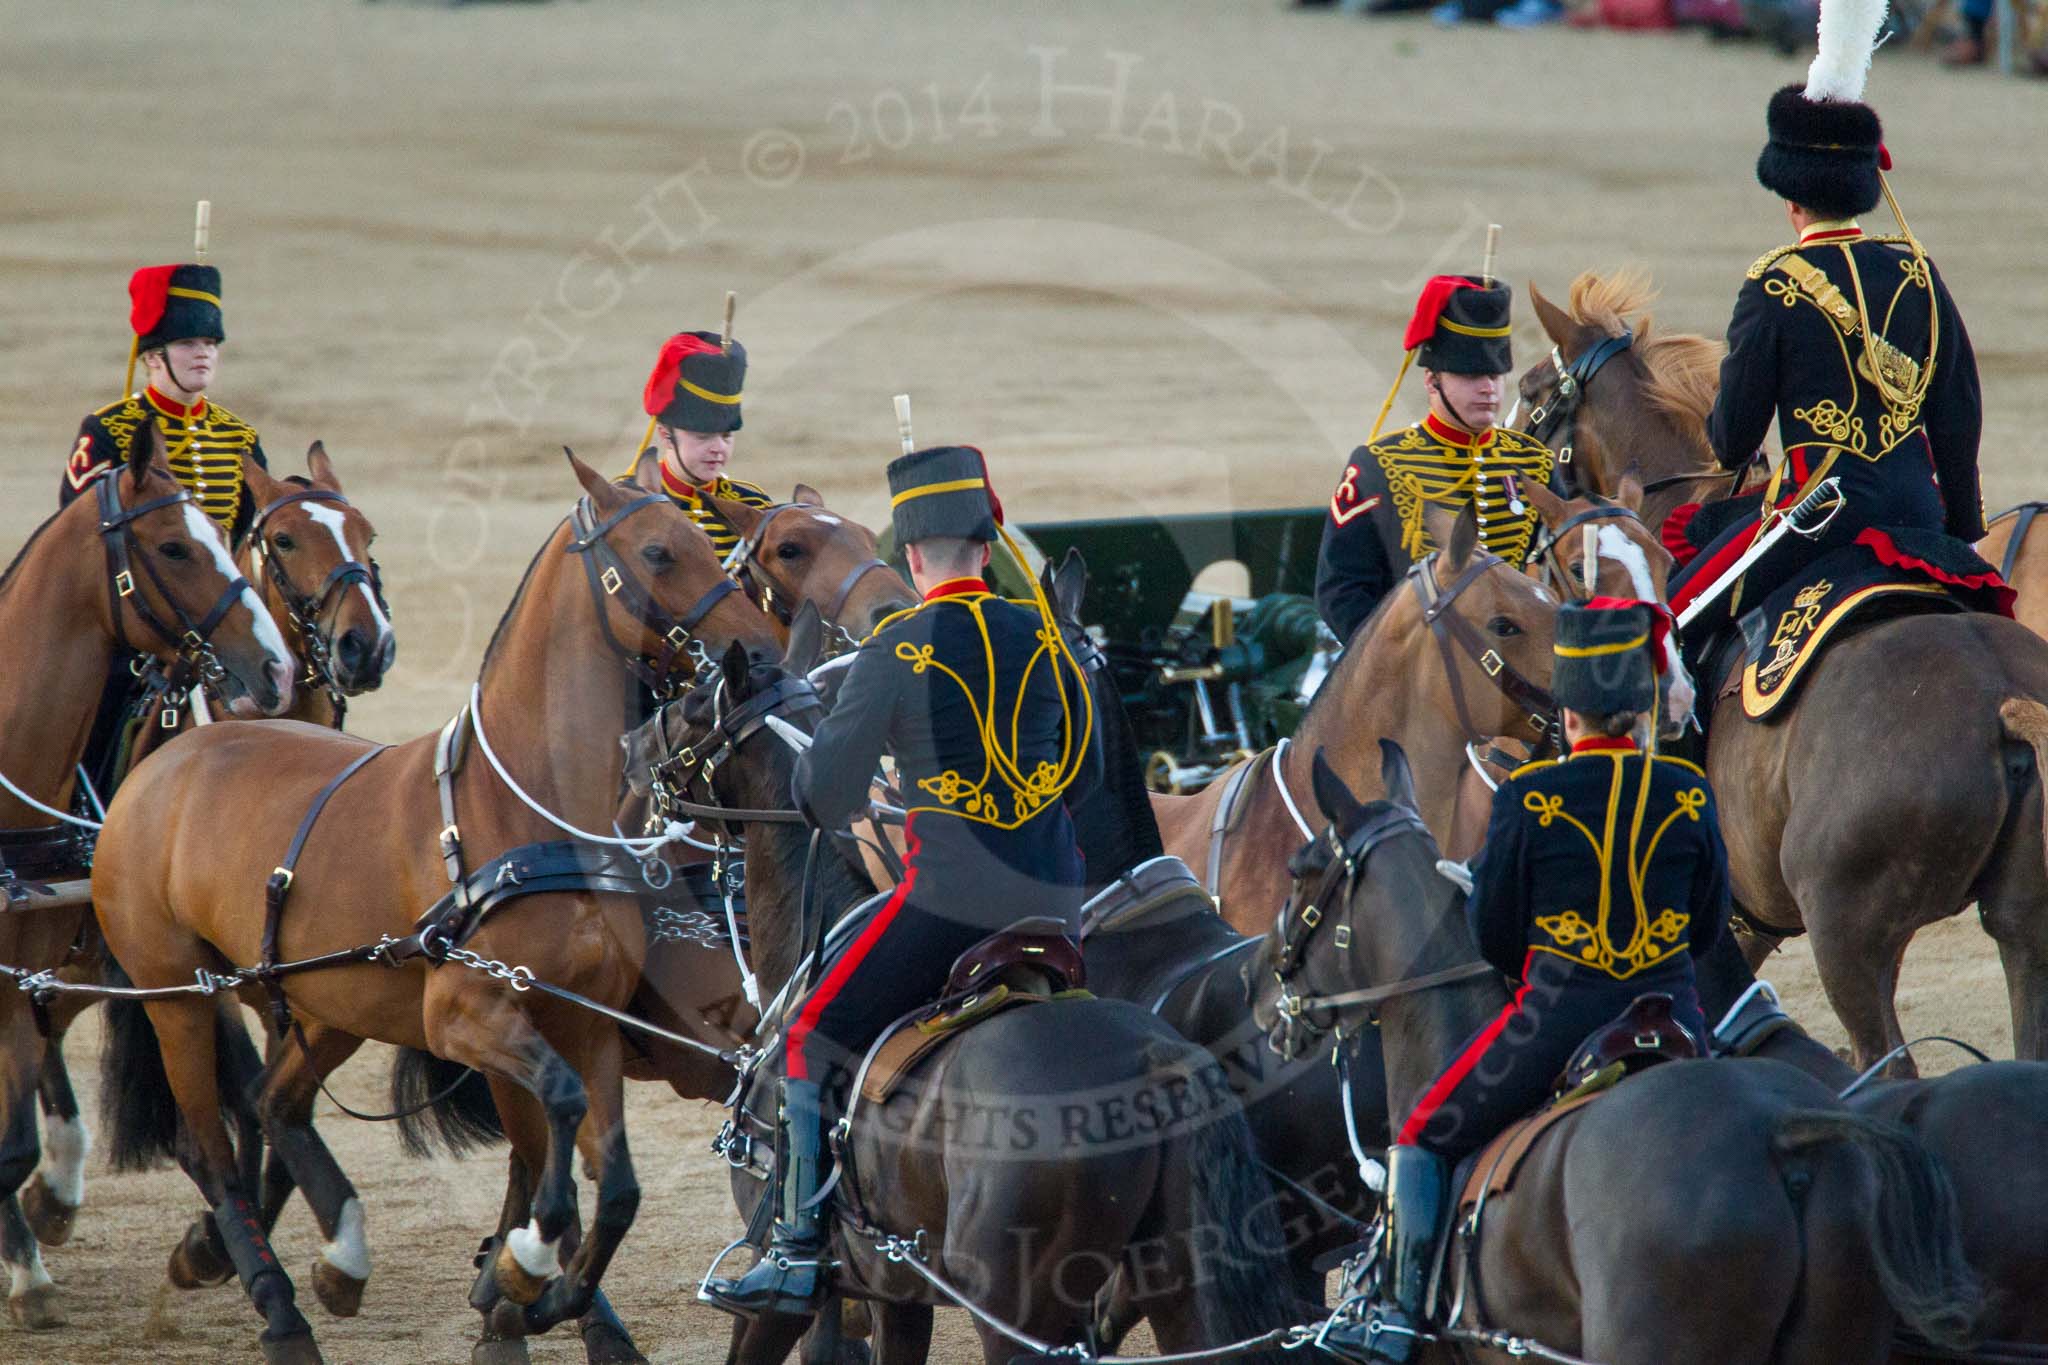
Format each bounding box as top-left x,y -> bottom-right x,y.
248,487 -> 388,712
1526,500 -> 1647,603
568,492 -> 741,697
721,503 -> 893,656
1405,552 -> 1561,758
1265,804 -> 1494,1059
1523,330 -> 1634,498
644,671 -> 825,832
95,473 -> 251,695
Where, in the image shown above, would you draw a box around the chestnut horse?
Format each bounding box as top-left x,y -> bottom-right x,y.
1517,269 -> 2048,1073
0,430 -> 295,1330
1978,505 -> 2048,641
1152,505 -> 1562,936
90,452 -> 778,1364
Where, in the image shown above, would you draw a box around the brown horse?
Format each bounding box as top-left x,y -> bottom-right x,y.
1518,269 -> 2048,1073
0,430 -> 295,1330
1978,504 -> 2048,641
706,484 -> 916,649
90,452 -> 779,1364
1297,748 -> 1981,1364
1153,505 -> 1562,936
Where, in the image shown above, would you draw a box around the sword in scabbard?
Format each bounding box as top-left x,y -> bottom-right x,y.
1675,477 -> 1845,631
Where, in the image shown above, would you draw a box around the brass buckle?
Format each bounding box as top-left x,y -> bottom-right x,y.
1480,650 -> 1505,677
439,822 -> 460,849
159,704 -> 182,729
271,866 -> 295,890
1300,905 -> 1321,929
1333,925 -> 1352,948
115,570 -> 136,597
601,566 -> 622,595
666,625 -> 691,650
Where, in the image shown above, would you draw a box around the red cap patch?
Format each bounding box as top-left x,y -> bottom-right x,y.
1403,276 -> 1482,353
1584,595 -> 1674,675
129,265 -> 178,337
641,333 -> 726,417
1878,142 -> 1892,172
971,446 -> 1004,526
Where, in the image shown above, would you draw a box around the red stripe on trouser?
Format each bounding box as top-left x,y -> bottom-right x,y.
1395,971 -> 1535,1147
785,817 -> 920,1081
1666,516 -> 1762,616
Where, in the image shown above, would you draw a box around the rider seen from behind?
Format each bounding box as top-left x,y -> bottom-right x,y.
1340,600 -> 1731,1363
1315,274 -> 1557,644
699,444 -> 1099,1320
1664,16 -> 1999,645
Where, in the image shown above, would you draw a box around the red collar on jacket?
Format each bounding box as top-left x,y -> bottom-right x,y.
1798,219 -> 1865,245
923,576 -> 988,601
1422,411 -> 1495,449
143,386 -> 207,421
1569,736 -> 1639,755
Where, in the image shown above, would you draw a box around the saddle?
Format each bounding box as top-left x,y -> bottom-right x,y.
1456,993 -> 1699,1210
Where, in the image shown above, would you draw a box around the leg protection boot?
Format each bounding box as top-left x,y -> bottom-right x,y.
1323,1144 -> 1450,1364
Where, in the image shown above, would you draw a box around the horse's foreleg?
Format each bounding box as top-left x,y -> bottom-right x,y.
253,1023 -> 371,1318
873,1303 -> 934,1365
22,1043 -> 88,1249
524,1023 -> 639,1339
143,995 -> 320,1363
0,1093 -> 61,1331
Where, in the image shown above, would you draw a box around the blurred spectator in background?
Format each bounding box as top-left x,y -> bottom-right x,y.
1940,0 -> 1995,63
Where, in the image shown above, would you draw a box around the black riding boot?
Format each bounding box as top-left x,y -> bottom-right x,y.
700,1078 -> 832,1320
1324,1145 -> 1449,1364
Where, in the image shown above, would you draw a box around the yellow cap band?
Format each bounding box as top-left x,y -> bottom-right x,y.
676,375 -> 740,405
1554,633 -> 1649,658
165,286 -> 222,306
1437,318 -> 1511,338
890,476 -> 989,508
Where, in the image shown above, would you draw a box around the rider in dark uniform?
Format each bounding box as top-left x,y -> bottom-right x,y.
1665,73 -> 1990,639
631,329 -> 772,557
1315,276 -> 1556,643
700,445 -> 1097,1319
1344,600 -> 1730,1363
62,262 -> 269,793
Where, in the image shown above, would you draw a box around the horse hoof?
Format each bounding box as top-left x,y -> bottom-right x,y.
580,1319 -> 649,1365
259,1329 -> 325,1365
168,1219 -> 234,1291
492,1241 -> 550,1307
7,1284 -> 67,1331
21,1175 -> 79,1248
471,1340 -> 533,1365
310,1258 -> 366,1318
835,1342 -> 872,1365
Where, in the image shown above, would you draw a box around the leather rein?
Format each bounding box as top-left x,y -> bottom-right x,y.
95,473 -> 252,697
1522,331 -> 1634,499
247,486 -> 388,720
1405,551 -> 1560,760
721,502 -> 893,657
1525,500 -> 1647,604
1266,802 -> 1494,1058
569,492 -> 741,696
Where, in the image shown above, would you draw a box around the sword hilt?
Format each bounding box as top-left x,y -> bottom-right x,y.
1781,476 -> 1845,538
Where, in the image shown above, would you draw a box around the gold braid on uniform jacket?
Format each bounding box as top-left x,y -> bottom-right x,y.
1510,752 -> 1710,981
866,589 -> 1095,832
1748,229 -> 1938,461
1373,421 -> 1555,564
94,392 -> 259,527
659,468 -> 773,556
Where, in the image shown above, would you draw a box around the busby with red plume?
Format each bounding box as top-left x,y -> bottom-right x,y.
642,330 -> 746,434
130,263 -> 225,352
1408,275 -> 1514,376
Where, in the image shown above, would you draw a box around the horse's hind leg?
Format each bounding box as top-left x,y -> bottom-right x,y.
251,1023 -> 372,1318
873,1303 -> 933,1365
1796,875 -> 1921,1077
0,1094 -> 62,1331
22,1042 -> 88,1248
520,1019 -> 640,1338
142,995 -> 321,1362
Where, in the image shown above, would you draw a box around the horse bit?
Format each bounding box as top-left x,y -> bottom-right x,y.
720,503 -> 893,658
247,486 -> 388,719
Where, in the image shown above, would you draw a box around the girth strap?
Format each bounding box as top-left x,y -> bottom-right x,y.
260,743 -> 390,1032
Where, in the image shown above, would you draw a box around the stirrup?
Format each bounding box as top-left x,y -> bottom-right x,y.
1317,1304 -> 1429,1365
697,1241 -> 831,1321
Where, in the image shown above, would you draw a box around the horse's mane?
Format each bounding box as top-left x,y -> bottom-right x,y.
1566,268 -> 1723,461
0,503 -> 68,599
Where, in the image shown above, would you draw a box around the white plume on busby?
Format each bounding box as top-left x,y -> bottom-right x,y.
1805,0 -> 1887,102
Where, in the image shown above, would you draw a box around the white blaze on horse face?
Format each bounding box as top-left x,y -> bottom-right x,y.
183,503 -> 293,669
322,1196 -> 371,1281
38,1112 -> 89,1207
305,502 -> 393,645
809,512 -> 842,527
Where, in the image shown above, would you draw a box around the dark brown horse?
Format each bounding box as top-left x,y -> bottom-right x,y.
90,452 -> 779,1364
1296,747 -> 1982,1363
656,642 -> 1301,1365
0,430 -> 296,1331
1153,505 -> 1561,936
1519,269 -> 2048,1074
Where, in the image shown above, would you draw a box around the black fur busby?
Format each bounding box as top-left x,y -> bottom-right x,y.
888,446 -> 999,545
642,331 -> 746,434
129,264 -> 224,351
1553,602 -> 1659,717
1409,276 -> 1514,376
1756,84 -> 1884,220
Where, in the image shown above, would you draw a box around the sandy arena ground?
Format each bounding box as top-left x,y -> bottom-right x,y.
2,1 -> 2044,1359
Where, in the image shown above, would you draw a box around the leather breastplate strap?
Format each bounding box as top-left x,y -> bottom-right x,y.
259,743 -> 390,1032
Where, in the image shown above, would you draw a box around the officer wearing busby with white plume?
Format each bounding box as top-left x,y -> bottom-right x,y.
1665,0 -> 2000,638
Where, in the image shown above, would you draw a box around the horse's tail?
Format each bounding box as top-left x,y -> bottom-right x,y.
1174,1077 -> 1297,1365
97,957 -> 230,1172
1998,698 -> 2048,877
390,1047 -> 503,1158
1773,1109 -> 1982,1352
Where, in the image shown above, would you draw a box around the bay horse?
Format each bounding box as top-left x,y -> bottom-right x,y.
657,642 -> 1300,1365
1295,746 -> 1981,1364
1152,504 -> 1562,937
1518,269 -> 2048,1073
1978,504 -> 2048,641
1694,932 -> 2048,1361
90,451 -> 780,1364
20,440 -> 399,1257
0,429 -> 295,1330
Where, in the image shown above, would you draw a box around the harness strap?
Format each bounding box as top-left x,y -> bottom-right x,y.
435,711 -> 470,895
1995,502 -> 2048,583
260,744 -> 389,1032
1203,756 -> 1260,896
